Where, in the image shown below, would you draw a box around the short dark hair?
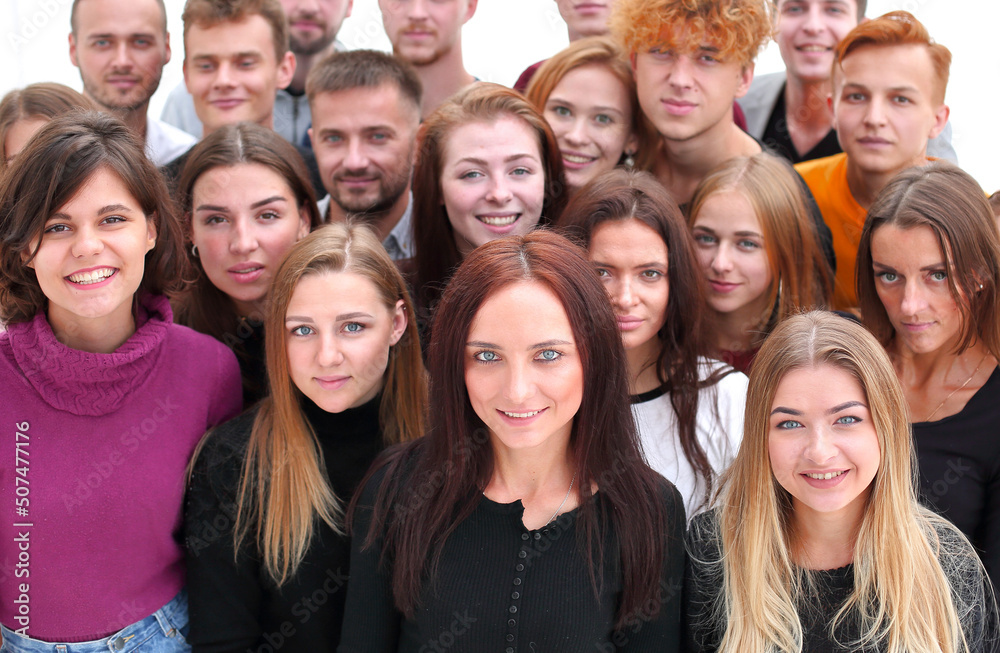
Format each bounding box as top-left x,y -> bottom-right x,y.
71,0 -> 168,35
0,111 -> 187,324
183,0 -> 289,60
305,49 -> 422,113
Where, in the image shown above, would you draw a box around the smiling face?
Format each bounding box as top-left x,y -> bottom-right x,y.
183,15 -> 295,135
440,116 -> 547,256
832,44 -> 948,178
309,84 -> 418,217
280,0 -> 352,55
286,270 -> 406,412
587,219 -> 668,364
870,223 -> 964,357
768,363 -> 880,527
378,0 -> 477,66
543,63 -> 637,193
774,0 -> 858,83
465,281 -> 584,456
555,0 -> 617,40
190,163 -> 310,316
69,0 -> 169,113
26,167 -> 156,337
633,32 -> 753,144
691,190 -> 773,319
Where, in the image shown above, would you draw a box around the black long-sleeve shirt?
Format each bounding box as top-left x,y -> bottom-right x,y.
184,395 -> 384,652
338,466 -> 686,652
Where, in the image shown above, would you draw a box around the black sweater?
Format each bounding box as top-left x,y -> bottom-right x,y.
337,465 -> 686,652
184,395 -> 385,652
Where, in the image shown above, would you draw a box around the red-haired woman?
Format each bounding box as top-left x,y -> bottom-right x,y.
338,231 -> 685,651
409,83 -> 567,331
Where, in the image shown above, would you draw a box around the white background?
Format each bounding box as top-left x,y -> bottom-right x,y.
1,0 -> 997,192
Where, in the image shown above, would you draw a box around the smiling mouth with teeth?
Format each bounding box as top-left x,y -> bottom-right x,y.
67,268 -> 117,285
501,409 -> 541,418
478,215 -> 519,227
804,470 -> 847,480
563,154 -> 596,164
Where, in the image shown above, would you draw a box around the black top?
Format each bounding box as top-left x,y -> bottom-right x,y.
338,466 -> 687,652
761,84 -> 842,165
913,364 -> 1000,589
235,317 -> 267,407
684,509 -> 995,653
184,394 -> 385,653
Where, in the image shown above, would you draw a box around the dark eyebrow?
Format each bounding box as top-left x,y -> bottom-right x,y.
770,406 -> 801,417
194,204 -> 228,213
250,196 -> 287,210
48,204 -> 133,221
457,153 -> 539,166
466,339 -> 573,350
828,401 -> 867,415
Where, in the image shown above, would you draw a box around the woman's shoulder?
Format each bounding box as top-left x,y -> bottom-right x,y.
189,407 -> 260,485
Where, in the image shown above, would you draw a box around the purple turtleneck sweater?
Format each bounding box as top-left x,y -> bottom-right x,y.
0,294 -> 242,642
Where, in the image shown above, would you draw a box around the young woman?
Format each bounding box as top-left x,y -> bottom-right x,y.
688,152 -> 833,372
175,122 -> 322,405
0,112 -> 242,649
410,82 -> 567,322
559,169 -> 747,517
185,223 -> 426,651
525,36 -> 646,194
856,162 -> 1000,589
338,231 -> 685,651
0,82 -> 94,167
685,311 -> 994,653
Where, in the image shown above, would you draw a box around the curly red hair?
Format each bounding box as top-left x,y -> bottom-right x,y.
610,0 -> 772,67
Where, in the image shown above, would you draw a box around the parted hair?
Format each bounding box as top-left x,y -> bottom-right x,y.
182,0 -> 289,60
222,222 -> 426,585
833,10 -> 951,103
173,122 -> 320,396
558,168 -> 726,511
0,111 -> 186,324
411,82 -> 567,314
525,36 -> 654,172
306,49 -> 422,113
610,0 -> 773,67
856,162 -> 1000,360
0,83 -> 95,166
703,311 -> 989,653
360,230 -> 675,628
689,152 -> 832,347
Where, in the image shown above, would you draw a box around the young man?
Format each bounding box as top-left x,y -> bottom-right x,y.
611,0 -> 770,205
307,50 -> 421,260
161,0 -> 351,145
181,0 -> 295,137
739,0 -> 955,164
378,0 -> 477,119
796,11 -> 950,311
69,0 -> 195,165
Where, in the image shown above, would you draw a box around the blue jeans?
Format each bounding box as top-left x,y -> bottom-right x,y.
0,590 -> 189,653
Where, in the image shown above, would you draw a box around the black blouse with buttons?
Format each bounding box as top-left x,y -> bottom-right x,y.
337,468 -> 685,653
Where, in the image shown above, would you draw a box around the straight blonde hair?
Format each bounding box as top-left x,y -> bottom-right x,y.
706,311 -> 988,653
231,223 -> 426,585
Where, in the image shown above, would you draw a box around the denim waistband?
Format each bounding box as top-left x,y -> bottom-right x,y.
1,590 -> 187,653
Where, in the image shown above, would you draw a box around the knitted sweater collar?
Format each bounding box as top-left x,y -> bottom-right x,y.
7,294 -> 171,416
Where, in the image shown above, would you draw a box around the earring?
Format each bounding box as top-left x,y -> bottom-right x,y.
191,244 -> 199,258
624,151 -> 636,168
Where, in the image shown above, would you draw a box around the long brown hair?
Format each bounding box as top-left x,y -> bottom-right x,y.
361,230 -> 674,628
856,162 -> 1000,359
558,168 -> 724,510
228,222 -> 425,585
173,122 -> 321,392
0,111 -> 186,324
411,83 -> 567,317
0,82 -> 95,167
689,152 -> 833,348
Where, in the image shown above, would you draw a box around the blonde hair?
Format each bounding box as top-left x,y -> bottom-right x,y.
705,311 -> 988,653
222,223 -> 425,585
689,153 -> 832,348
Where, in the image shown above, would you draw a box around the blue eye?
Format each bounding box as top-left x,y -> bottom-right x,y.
835,415 -> 861,425
536,349 -> 561,362
776,419 -> 802,429
344,322 -> 364,333
290,325 -> 314,336
474,350 -> 499,363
